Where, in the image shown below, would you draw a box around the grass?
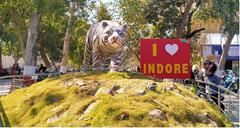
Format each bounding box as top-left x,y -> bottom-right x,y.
0,72 -> 232,127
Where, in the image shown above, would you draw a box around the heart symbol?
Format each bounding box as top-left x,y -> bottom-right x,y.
165,44 -> 178,56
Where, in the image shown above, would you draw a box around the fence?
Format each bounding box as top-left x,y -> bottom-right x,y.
0,73 -> 59,96
185,79 -> 239,127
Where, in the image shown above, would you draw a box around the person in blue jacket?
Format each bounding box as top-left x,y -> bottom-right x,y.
203,60 -> 225,111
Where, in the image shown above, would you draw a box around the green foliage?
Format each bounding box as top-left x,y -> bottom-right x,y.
117,0 -> 208,62
194,0 -> 239,34
212,0 -> 239,34
0,0 -> 90,66
144,0 -> 182,37
1,24 -> 22,58
31,0 -> 45,11
69,19 -> 90,68
96,2 -> 112,21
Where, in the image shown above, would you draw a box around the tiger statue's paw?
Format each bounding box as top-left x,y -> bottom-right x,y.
110,69 -> 118,72
110,67 -> 122,72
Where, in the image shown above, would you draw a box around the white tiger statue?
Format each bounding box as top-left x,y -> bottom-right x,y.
82,20 -> 128,72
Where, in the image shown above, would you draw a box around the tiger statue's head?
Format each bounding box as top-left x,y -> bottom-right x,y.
97,20 -> 128,53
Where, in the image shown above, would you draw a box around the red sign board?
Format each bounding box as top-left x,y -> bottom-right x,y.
140,38 -> 191,79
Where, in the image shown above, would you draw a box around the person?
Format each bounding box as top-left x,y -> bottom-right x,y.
192,65 -> 199,79
203,60 -> 225,111
15,63 -> 21,75
11,63 -> 16,75
39,64 -> 47,73
51,62 -> 58,73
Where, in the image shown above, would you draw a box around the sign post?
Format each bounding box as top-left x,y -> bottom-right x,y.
140,38 -> 191,79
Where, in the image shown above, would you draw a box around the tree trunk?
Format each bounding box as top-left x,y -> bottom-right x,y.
176,0 -> 195,37
37,35 -> 51,68
218,33 -> 234,70
23,11 -> 41,75
0,44 -> 2,69
11,8 -> 26,58
39,47 -> 51,68
60,2 -> 75,73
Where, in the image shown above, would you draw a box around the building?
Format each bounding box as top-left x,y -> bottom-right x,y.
2,55 -> 24,69
203,33 -> 239,73
192,19 -> 239,74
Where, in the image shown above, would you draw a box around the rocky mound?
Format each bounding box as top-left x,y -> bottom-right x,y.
0,72 -> 231,127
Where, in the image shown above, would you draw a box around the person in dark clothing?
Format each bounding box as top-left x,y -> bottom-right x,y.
196,60 -> 213,97
15,63 -> 21,75
204,61 -> 225,111
39,64 -> 47,73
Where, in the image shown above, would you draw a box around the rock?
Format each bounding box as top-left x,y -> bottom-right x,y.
79,101 -> 101,121
64,81 -> 73,86
147,83 -> 157,91
116,88 -> 124,94
110,84 -> 121,95
192,95 -> 198,100
49,106 -> 61,112
63,79 -> 86,87
95,87 -> 111,96
82,124 -> 90,127
47,115 -> 59,123
136,90 -> 146,95
149,109 -> 167,120
199,112 -> 217,127
208,120 -> 218,127
120,113 -> 129,120
111,84 -> 121,92
47,111 -> 67,123
75,80 -> 86,86
83,100 -> 101,115
163,83 -> 177,92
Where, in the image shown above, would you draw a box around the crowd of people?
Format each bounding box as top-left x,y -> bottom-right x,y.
0,63 -> 59,76
0,63 -> 21,76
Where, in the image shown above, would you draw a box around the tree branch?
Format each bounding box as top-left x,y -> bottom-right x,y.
176,0 -> 195,37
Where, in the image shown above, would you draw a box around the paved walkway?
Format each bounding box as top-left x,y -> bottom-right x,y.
222,94 -> 239,126
0,79 -> 12,96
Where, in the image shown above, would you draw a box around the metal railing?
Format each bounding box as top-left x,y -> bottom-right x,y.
0,73 -> 59,96
184,79 -> 239,127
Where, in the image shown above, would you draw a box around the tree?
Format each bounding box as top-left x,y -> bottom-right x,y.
22,0 -> 69,74
0,19 -> 3,69
118,0 -> 207,65
0,0 -> 29,60
213,0 -> 238,70
194,0 -> 239,70
60,1 -> 76,73
24,10 -> 41,74
60,0 -> 88,73
0,17 -> 22,64
68,20 -> 89,69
